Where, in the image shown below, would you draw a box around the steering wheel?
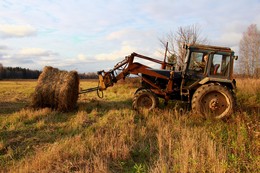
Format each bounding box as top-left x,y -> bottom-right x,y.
193,61 -> 201,67
192,61 -> 204,70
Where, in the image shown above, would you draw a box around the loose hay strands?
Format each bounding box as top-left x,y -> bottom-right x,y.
31,66 -> 79,112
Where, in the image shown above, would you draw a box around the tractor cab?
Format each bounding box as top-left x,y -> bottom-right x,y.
182,44 -> 237,90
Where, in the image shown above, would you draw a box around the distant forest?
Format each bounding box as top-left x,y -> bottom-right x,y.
0,64 -> 98,79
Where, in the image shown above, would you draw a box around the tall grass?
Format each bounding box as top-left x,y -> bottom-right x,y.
236,78 -> 260,112
0,78 -> 259,172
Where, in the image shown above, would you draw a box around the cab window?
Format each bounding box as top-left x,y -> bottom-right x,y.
210,54 -> 230,76
188,52 -> 207,73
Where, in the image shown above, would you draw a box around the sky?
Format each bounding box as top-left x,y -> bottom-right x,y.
0,0 -> 260,73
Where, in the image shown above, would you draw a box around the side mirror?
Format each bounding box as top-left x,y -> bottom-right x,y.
233,56 -> 238,60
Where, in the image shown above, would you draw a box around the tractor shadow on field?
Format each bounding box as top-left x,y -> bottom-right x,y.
0,102 -> 28,115
0,110 -> 81,164
77,98 -> 133,113
238,105 -> 260,116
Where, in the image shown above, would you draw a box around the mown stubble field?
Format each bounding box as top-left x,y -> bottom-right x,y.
0,78 -> 259,172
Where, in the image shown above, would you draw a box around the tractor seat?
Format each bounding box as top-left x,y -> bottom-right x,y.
214,64 -> 220,74
148,68 -> 171,78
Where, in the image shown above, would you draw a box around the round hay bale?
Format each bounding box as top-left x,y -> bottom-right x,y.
31,66 -> 79,112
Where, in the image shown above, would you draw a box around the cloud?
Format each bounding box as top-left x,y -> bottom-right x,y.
0,24 -> 37,38
0,47 -> 60,69
106,29 -> 134,41
18,48 -> 57,57
95,45 -> 136,61
77,54 -> 88,61
0,45 -> 9,50
106,28 -> 157,42
216,33 -> 242,47
93,27 -> 166,66
94,40 -> 164,71
56,54 -> 95,67
0,45 -> 98,72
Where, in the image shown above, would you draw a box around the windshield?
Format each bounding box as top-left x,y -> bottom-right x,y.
188,52 -> 207,74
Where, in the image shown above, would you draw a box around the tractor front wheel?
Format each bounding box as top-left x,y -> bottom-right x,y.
192,84 -> 235,119
133,89 -> 159,112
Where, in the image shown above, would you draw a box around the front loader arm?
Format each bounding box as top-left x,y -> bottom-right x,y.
97,52 -> 171,91
80,52 -> 173,96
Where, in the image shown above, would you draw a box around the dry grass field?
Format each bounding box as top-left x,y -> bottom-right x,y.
0,78 -> 259,172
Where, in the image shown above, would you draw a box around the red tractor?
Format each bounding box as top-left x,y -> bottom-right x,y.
81,44 -> 238,119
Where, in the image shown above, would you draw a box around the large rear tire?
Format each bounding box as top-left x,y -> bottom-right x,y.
192,83 -> 235,119
132,89 -> 159,112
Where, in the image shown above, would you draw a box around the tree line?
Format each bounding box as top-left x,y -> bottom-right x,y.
0,64 -> 98,80
0,64 -> 41,79
78,72 -> 98,79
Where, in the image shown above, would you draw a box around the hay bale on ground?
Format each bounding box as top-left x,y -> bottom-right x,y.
31,66 -> 79,112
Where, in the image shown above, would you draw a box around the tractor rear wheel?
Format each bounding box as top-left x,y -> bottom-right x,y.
192,83 -> 235,119
133,89 -> 159,112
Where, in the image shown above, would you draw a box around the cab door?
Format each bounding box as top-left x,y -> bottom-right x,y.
184,51 -> 209,87
207,53 -> 231,79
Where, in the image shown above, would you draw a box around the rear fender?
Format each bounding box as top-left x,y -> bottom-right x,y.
199,77 -> 236,90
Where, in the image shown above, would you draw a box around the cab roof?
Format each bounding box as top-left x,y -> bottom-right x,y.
186,44 -> 234,53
